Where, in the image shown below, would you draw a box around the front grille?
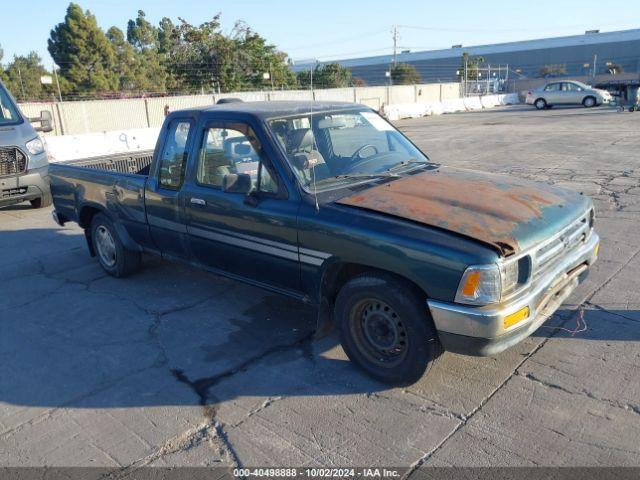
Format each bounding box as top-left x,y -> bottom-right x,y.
1,187 -> 28,199
533,211 -> 592,282
0,147 -> 28,176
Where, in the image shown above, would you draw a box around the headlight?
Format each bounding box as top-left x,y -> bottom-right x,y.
25,137 -> 45,156
455,258 -> 530,306
455,264 -> 501,305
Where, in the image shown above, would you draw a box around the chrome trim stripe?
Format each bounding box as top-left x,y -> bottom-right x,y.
150,216 -> 332,266
300,254 -> 325,266
299,247 -> 332,259
190,226 -> 299,262
208,226 -> 299,253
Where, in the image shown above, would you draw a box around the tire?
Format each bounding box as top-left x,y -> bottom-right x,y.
90,213 -> 141,277
583,96 -> 596,108
335,272 -> 442,385
534,98 -> 547,110
30,193 -> 52,209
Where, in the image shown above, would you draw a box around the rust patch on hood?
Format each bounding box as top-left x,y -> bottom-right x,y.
337,167 -> 580,255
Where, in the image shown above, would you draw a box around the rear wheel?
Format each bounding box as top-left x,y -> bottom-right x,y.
335,273 -> 441,385
534,98 -> 547,110
90,213 -> 141,277
583,96 -> 596,108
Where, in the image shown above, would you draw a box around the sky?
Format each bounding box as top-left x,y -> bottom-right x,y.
1,0 -> 639,67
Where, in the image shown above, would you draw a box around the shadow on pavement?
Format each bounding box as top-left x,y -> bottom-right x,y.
0,228 -> 637,410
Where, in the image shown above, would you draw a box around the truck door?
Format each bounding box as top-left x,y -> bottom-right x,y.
182,119 -> 301,294
145,118 -> 195,259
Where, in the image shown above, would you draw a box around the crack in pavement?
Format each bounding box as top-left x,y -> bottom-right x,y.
519,372 -> 640,417
162,332 -> 315,468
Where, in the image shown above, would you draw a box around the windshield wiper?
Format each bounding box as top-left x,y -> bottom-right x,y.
313,171 -> 400,188
388,158 -> 431,172
334,172 -> 400,179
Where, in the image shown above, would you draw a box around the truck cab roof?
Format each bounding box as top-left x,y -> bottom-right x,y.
173,101 -> 365,120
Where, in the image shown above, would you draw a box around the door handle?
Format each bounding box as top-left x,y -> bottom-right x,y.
190,198 -> 206,207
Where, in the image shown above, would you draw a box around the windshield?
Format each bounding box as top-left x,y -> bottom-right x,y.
268,109 -> 431,191
0,83 -> 22,126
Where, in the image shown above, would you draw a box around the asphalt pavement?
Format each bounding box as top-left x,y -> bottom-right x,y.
0,105 -> 638,471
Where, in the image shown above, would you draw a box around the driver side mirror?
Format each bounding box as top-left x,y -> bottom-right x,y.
31,110 -> 54,133
222,173 -> 253,194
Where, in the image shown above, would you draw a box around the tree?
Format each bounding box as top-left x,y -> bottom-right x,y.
126,10 -> 158,50
161,15 -> 228,93
48,3 -> 119,95
228,21 -> 296,91
297,63 -> 352,89
352,77 -> 367,87
460,53 -> 485,81
106,27 -> 138,92
538,64 -> 567,78
157,17 -> 179,55
2,52 -> 51,101
0,44 -> 5,83
391,63 -> 421,85
120,11 -> 167,93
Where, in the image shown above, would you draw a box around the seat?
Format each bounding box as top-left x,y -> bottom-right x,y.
285,129 -> 330,184
200,150 -> 233,187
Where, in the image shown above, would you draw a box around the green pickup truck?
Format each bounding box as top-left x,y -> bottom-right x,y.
50,101 -> 599,385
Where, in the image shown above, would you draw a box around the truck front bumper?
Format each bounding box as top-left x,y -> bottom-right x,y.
428,232 -> 599,356
0,165 -> 50,208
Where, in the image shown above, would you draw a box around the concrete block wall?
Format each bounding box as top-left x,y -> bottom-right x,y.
18,82 -> 465,136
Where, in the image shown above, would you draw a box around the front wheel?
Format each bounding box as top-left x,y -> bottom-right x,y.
583,96 -> 596,108
335,273 -> 441,385
90,213 -> 141,277
30,193 -> 52,209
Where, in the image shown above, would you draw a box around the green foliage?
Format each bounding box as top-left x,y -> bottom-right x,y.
460,53 -> 485,81
538,64 -> 567,78
297,63 -> 352,89
391,63 -> 421,85
48,3 -> 119,95
127,10 -> 158,50
2,52 -> 52,101
38,3 -> 297,97
160,17 -> 295,93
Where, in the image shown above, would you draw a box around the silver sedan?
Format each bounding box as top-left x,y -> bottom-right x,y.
526,81 -> 612,109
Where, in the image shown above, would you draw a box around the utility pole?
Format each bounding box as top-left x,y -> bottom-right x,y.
592,54 -> 598,79
53,64 -> 63,102
17,68 -> 26,100
269,63 -> 275,91
392,25 -> 399,65
464,57 -> 468,97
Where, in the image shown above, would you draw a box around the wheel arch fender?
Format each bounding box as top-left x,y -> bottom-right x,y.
313,258 -> 429,338
78,203 -> 143,255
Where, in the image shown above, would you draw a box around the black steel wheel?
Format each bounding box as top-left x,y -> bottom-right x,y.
350,299 -> 409,369
335,272 -> 441,385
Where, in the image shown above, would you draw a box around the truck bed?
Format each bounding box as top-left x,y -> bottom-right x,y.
50,150 -> 153,229
58,150 -> 154,176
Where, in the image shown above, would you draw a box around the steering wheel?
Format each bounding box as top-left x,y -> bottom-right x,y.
350,144 -> 379,161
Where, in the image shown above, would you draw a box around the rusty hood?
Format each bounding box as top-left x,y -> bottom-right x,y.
337,167 -> 590,255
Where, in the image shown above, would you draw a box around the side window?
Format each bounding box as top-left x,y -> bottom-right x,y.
158,120 -> 191,189
197,123 -> 279,194
544,83 -> 560,92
